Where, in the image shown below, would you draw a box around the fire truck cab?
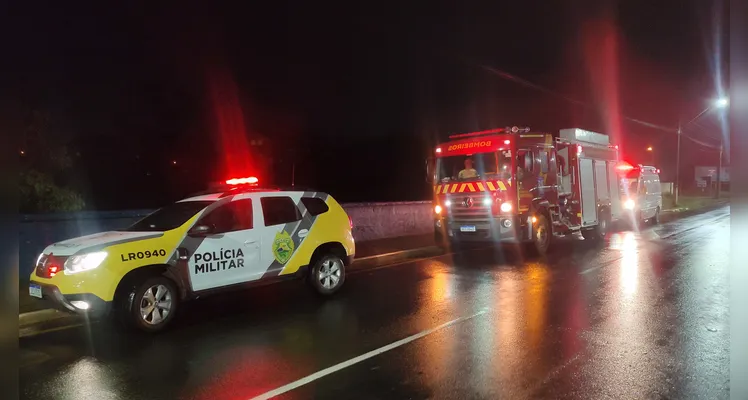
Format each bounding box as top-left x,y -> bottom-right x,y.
430,126 -> 623,254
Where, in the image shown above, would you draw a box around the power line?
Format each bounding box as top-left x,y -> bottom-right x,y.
472,60 -> 678,133
466,58 -> 731,153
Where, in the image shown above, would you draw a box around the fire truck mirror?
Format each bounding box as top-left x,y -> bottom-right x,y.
425,157 -> 435,183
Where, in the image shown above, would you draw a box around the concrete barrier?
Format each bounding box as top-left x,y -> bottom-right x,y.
344,201 -> 433,242
18,202 -> 433,280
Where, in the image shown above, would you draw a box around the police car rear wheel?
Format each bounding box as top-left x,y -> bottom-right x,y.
310,254 -> 345,295
130,277 -> 178,332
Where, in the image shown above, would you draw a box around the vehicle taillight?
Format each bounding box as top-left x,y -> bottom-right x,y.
348,216 -> 354,229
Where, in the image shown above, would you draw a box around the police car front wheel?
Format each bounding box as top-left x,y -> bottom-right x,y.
310,254 -> 345,295
126,277 -> 179,332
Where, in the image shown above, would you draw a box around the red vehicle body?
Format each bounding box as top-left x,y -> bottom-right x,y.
429,126 -> 623,254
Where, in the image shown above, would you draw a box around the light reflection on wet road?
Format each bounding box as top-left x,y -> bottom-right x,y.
20,207 -> 730,400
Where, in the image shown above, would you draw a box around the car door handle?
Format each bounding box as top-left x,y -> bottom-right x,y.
244,240 -> 259,247
298,229 -> 309,238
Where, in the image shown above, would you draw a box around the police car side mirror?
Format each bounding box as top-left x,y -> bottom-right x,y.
189,224 -> 213,236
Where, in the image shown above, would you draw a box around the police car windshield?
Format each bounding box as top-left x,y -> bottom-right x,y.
123,201 -> 213,232
436,151 -> 512,182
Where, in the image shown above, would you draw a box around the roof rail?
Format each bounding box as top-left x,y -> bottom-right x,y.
218,186 -> 280,198
186,184 -> 320,199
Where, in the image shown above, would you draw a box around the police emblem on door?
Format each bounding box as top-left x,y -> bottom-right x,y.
272,230 -> 295,264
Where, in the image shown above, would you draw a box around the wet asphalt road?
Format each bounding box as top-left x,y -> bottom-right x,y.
20,206 -> 730,400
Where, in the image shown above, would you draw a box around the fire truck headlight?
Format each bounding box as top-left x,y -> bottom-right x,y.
444,200 -> 452,207
483,197 -> 492,206
623,199 -> 636,210
434,205 -> 443,214
500,202 -> 512,213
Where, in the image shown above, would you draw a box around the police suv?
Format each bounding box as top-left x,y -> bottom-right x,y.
29,178 -> 355,332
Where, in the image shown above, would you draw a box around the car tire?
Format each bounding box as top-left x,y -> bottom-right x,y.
532,213 -> 552,255
651,207 -> 660,225
309,253 -> 346,296
582,212 -> 609,243
122,276 -> 179,333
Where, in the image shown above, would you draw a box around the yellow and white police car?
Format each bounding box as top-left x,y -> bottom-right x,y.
29,177 -> 355,332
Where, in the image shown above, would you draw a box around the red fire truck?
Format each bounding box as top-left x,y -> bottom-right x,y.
429,126 -> 624,254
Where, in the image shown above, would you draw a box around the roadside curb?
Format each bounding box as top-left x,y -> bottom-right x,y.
19,309 -> 84,338
352,246 -> 443,269
18,245 -> 444,338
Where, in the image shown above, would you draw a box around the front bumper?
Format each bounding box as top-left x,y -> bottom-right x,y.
28,281 -> 111,316
434,215 -> 531,243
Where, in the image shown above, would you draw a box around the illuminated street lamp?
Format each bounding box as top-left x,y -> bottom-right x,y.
646,146 -> 654,166
675,97 -> 729,204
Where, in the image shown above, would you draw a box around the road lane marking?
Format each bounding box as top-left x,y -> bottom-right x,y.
249,308 -> 490,400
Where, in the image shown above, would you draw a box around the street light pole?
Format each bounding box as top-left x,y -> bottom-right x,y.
674,97 -> 728,205
716,143 -> 723,198
675,123 -> 681,205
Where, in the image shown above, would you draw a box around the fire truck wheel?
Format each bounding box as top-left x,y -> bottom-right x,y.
582,213 -> 610,242
532,214 -> 552,255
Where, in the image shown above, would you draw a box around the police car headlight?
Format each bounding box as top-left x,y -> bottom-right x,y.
64,251 -> 108,274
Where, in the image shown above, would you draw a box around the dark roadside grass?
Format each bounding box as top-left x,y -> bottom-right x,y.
662,192 -> 730,212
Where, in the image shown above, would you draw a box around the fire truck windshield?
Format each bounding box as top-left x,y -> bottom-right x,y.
436,150 -> 512,183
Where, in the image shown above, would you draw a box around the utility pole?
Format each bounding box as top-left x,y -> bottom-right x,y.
675,123 -> 681,205
716,143 -> 723,199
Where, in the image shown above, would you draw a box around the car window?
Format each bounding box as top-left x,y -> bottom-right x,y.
262,197 -> 302,226
301,197 -> 329,216
199,199 -> 253,233
123,201 -> 213,232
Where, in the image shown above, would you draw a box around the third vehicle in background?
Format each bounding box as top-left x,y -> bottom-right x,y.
619,164 -> 663,226
428,126 -> 625,254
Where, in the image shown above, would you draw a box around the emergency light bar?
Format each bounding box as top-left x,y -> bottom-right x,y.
616,162 -> 634,172
226,177 -> 259,185
448,126 -> 530,139
449,128 -> 505,139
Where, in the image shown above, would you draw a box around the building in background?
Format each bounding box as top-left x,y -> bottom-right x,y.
694,165 -> 730,191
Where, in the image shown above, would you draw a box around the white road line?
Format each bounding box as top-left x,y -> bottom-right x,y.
249,308 -> 490,400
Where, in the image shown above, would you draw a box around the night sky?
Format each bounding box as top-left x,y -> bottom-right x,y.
17,0 -> 728,210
